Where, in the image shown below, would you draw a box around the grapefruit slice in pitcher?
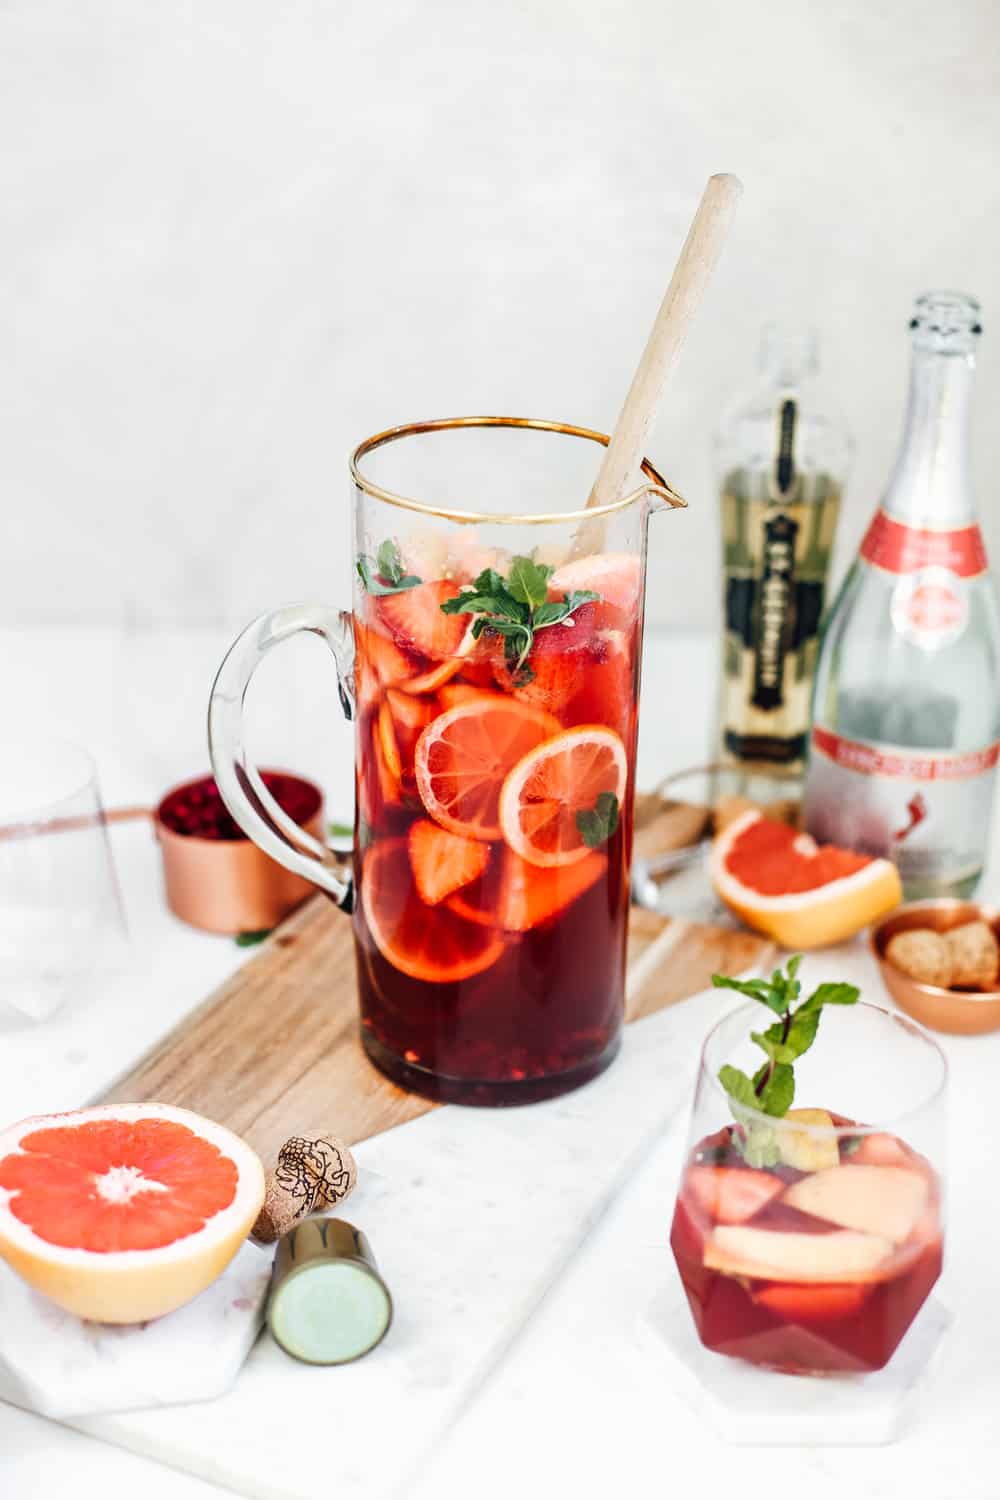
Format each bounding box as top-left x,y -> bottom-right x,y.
499,725 -> 627,868
414,697 -> 561,841
711,810 -> 902,949
0,1104 -> 265,1324
447,848 -> 607,932
361,839 -> 503,982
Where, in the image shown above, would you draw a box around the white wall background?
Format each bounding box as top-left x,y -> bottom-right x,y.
2,0 -> 997,633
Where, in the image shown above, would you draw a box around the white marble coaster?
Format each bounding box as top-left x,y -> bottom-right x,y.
640,1286 -> 951,1445
0,1240 -> 272,1420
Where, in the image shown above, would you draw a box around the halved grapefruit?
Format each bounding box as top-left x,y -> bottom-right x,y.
711,810 -> 902,949
0,1104 -> 265,1324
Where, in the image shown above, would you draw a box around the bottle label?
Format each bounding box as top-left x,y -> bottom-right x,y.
859,509 -> 987,578
806,725 -> 999,888
721,485 -> 840,765
859,510 -> 986,650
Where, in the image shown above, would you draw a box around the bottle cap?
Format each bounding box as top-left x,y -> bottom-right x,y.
266,1217 -> 393,1365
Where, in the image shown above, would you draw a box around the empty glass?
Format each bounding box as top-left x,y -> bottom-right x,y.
0,738 -> 127,1021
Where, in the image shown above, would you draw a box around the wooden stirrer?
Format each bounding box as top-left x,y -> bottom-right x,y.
586,172 -> 743,514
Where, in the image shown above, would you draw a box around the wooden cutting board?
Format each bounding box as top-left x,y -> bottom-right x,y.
99,898 -> 770,1162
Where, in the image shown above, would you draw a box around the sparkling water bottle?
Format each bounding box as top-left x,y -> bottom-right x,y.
805,292 -> 1000,898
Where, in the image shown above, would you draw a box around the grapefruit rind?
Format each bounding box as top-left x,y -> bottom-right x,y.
0,1104 -> 265,1325
710,810 -> 902,949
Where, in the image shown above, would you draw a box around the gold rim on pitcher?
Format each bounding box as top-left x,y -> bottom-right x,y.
349,415 -> 687,524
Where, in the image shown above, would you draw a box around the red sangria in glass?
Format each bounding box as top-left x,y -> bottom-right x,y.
670,972 -> 946,1375
209,417 -> 684,1104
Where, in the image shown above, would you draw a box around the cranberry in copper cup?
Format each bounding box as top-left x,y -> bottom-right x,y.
208,417 -> 684,1104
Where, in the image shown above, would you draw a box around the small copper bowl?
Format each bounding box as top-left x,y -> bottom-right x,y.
871,899 -> 1000,1035
154,771 -> 325,935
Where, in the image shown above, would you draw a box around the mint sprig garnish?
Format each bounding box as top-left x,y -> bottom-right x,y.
712,957 -> 860,1165
356,539 -> 422,596
440,556 -> 598,677
576,791 -> 620,849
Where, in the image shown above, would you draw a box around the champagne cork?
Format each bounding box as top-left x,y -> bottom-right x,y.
251,1132 -> 357,1245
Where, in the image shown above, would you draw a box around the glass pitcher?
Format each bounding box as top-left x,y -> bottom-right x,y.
208,416 -> 684,1105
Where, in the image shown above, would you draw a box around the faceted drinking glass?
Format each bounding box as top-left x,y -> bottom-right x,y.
208,417 -> 683,1104
670,1000 -> 946,1375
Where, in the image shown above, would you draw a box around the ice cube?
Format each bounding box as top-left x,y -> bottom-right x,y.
782,1164 -> 928,1244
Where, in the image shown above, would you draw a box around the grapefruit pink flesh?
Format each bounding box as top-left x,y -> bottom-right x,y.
711,810 -> 902,949
0,1104 -> 265,1324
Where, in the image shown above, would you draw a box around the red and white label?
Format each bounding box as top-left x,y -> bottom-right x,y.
811,726 -> 1000,782
889,566 -> 969,648
859,509 -> 987,578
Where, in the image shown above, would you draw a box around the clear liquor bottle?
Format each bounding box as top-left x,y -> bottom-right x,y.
804,292 -> 1000,898
716,328 -> 852,798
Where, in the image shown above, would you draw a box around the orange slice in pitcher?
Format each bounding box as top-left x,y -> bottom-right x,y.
498,725 -> 627,867
414,698 -> 561,840
361,839 -> 503,983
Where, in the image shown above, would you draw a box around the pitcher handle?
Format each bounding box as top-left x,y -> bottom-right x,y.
208,603 -> 355,911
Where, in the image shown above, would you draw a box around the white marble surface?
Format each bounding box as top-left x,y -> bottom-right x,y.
2,2 -> 1000,637
2,622 -> 1000,1499
0,1242 -> 272,1421
69,1014 -> 688,1499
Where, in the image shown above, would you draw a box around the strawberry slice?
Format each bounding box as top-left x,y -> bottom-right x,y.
752,1282 -> 869,1324
408,819 -> 490,906
376,581 -> 467,662
386,688 -> 436,768
355,624 -> 414,712
491,627 -> 580,711
849,1132 -> 914,1168
549,552 -> 641,613
684,1166 -> 785,1226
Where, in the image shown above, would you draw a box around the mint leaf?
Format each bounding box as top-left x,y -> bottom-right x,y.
714,954 -> 858,1127
742,1128 -> 781,1169
718,1064 -> 758,1111
532,590 -> 600,634
800,981 -> 861,1013
711,971 -> 788,1017
506,555 -> 553,610
576,791 -> 620,849
758,1061 -> 795,1116
356,555 -> 421,596
719,1068 -> 782,1166
532,600 -> 573,628
235,929 -> 271,948
753,1007 -> 820,1066
376,539 -> 407,585
439,559 -> 601,675
562,589 -> 600,612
